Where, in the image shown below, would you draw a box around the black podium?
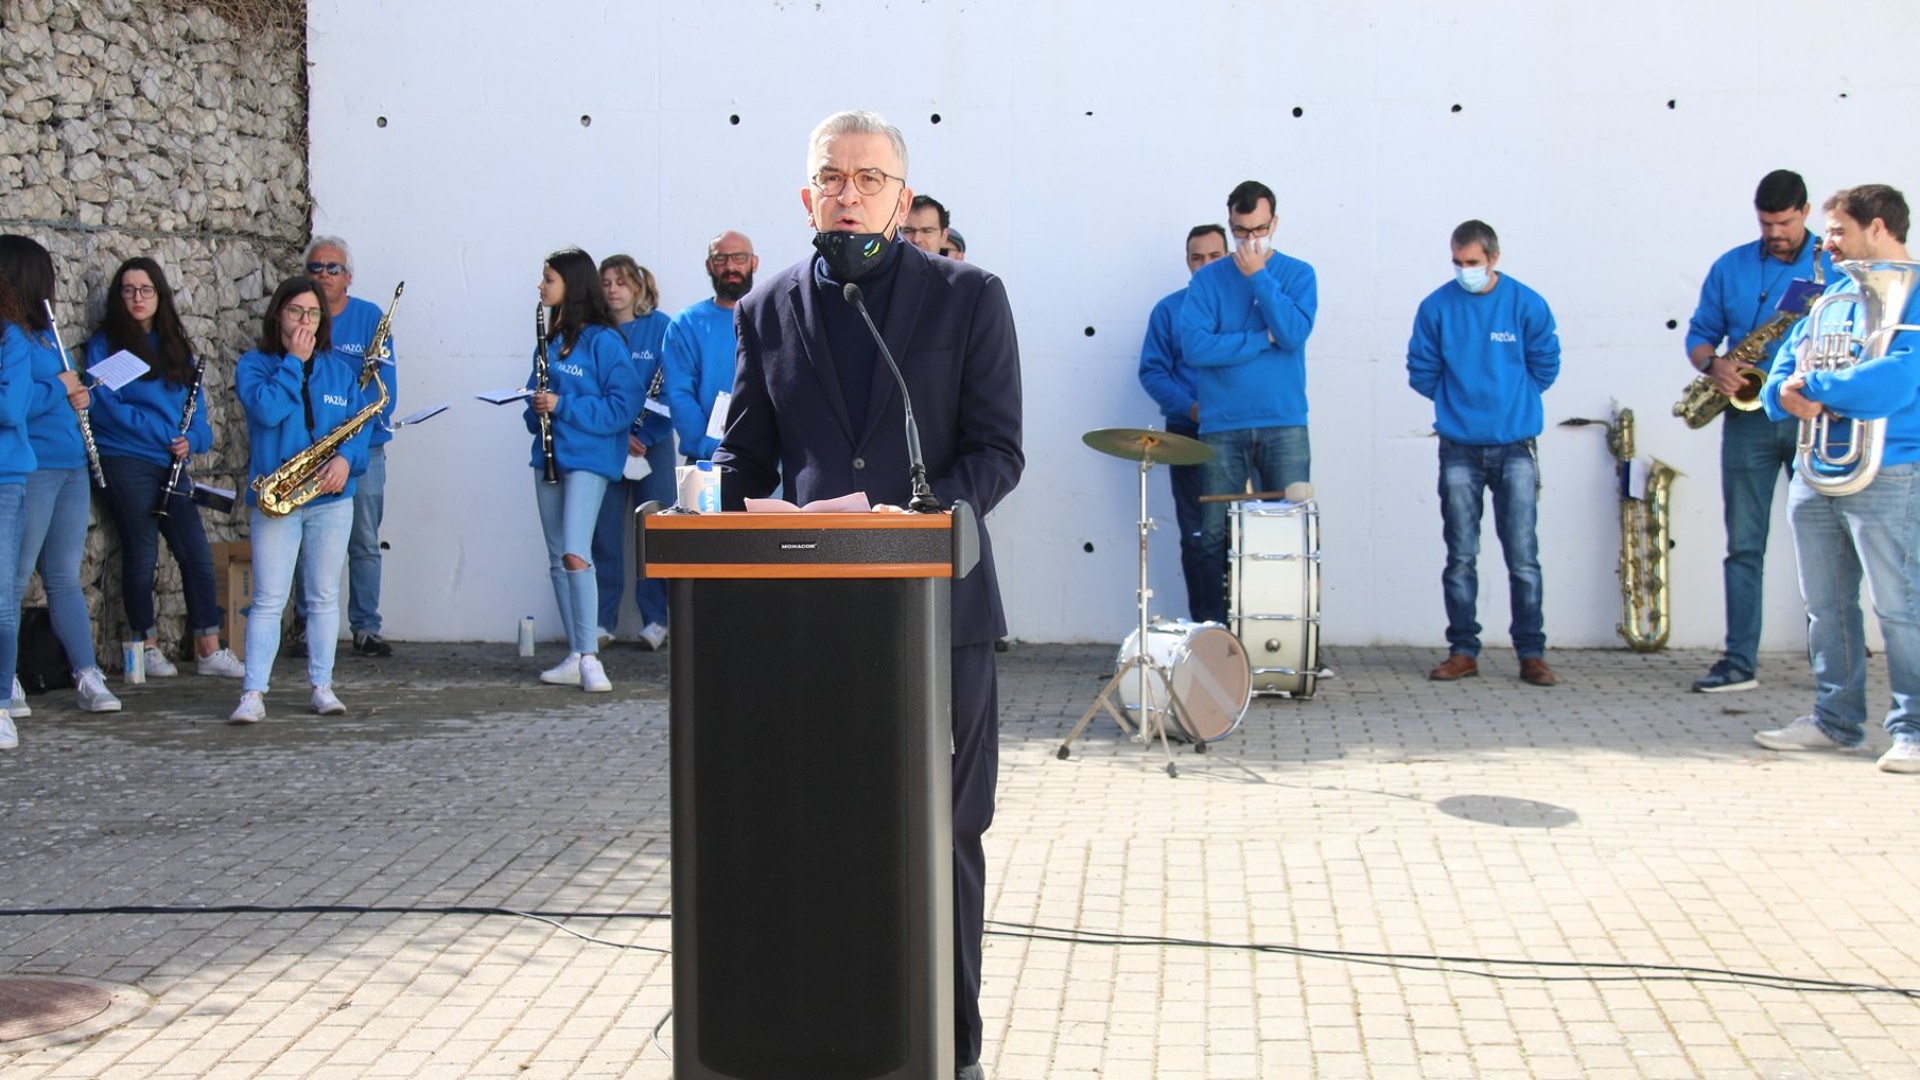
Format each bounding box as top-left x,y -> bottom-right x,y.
641,506 -> 979,1080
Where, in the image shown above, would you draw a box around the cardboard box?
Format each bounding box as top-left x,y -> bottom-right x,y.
211,542 -> 253,660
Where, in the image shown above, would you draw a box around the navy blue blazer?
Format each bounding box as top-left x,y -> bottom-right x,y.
715,242 -> 1025,647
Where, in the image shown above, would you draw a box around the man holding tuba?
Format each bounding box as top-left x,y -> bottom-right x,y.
1755,184 -> 1920,775
1684,170 -> 1831,694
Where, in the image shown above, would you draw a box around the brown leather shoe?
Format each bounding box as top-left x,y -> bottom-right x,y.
1428,653 -> 1479,681
1520,657 -> 1559,687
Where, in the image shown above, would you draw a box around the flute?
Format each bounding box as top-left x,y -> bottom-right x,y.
533,301 -> 558,484
154,354 -> 207,520
41,300 -> 107,488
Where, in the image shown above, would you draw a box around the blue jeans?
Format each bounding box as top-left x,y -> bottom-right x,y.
1787,463 -> 1920,744
244,498 -> 353,693
18,467 -> 99,671
1438,437 -> 1545,659
98,455 -> 222,640
1194,425 -> 1310,623
0,483 -> 24,691
590,437 -> 675,631
1165,417 -> 1208,622
347,445 -> 386,634
1719,409 -> 1798,676
536,468 -> 610,656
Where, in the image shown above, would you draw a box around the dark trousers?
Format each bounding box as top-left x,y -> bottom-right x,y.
1165,417 -> 1208,621
951,640 -> 998,1068
97,454 -> 222,639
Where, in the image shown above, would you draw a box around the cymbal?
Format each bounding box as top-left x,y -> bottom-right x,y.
1082,427 -> 1214,465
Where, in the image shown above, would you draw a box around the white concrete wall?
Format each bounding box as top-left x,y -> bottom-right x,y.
306,0 -> 1920,647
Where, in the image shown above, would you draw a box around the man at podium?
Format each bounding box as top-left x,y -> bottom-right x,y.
715,109 -> 1024,1080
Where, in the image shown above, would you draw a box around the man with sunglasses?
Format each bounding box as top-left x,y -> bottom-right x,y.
715,110 -> 1023,1080
662,232 -> 756,464
288,236 -> 396,659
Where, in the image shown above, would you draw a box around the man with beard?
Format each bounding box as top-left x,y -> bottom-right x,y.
663,231 -> 756,463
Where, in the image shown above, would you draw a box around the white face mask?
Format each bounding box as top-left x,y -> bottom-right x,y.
1455,265 -> 1491,293
1239,233 -> 1271,258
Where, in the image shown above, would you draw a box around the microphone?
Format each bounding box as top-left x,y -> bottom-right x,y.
842,282 -> 940,512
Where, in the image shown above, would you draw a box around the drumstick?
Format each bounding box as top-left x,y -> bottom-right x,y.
1199,491 -> 1291,504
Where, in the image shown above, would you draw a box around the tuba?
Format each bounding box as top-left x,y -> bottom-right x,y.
1793,261 -> 1920,497
252,282 -> 403,517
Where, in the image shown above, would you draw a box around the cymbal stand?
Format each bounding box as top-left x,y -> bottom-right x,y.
1057,451 -> 1190,777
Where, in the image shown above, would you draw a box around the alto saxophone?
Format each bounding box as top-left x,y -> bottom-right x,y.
253,282 -> 403,518
1674,253 -> 1825,429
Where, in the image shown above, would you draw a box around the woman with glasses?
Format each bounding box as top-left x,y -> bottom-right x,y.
525,248 -> 642,693
227,275 -> 374,725
0,236 -> 49,746
0,234 -> 122,717
87,257 -> 244,683
590,254 -> 674,650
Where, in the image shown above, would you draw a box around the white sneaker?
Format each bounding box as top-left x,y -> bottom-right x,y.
540,652 -> 583,686
310,686 -> 347,715
196,648 -> 245,678
1879,737 -> 1920,774
75,668 -> 123,713
595,626 -> 615,649
579,654 -> 612,692
10,677 -> 29,719
0,713 -> 16,750
1754,715 -> 1859,752
143,645 -> 179,678
229,690 -> 266,725
638,623 -> 668,651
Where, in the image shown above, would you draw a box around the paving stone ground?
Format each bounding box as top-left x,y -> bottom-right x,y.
2,640 -> 1917,1078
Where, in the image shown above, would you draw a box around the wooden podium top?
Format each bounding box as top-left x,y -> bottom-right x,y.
641,504 -> 979,580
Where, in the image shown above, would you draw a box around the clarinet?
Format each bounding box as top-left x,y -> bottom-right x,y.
534,301 -> 559,484
41,300 -> 107,488
153,354 -> 207,521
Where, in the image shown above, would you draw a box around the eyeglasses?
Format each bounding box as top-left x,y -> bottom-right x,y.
285,305 -> 324,324
120,285 -> 156,300
707,252 -> 754,268
1229,220 -> 1276,240
900,226 -> 943,240
810,168 -> 904,198
306,262 -> 349,277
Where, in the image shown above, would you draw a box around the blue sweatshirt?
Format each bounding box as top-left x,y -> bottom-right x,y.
1686,231 -> 1832,356
0,324 -> 40,484
1407,274 -> 1562,445
235,347 -> 374,507
521,323 -> 643,481
19,321 -> 87,470
330,295 -> 396,448
1138,287 -> 1197,427
1175,250 -> 1318,434
662,298 -> 739,460
1762,275 -> 1920,469
85,331 -> 213,466
619,311 -> 675,450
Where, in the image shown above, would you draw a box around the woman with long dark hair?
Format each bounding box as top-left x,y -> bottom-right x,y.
87,257 -> 243,680
525,248 -> 642,693
0,236 -> 47,747
1,234 -> 121,717
228,275 -> 374,725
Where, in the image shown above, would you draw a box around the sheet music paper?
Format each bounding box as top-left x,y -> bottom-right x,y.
395,403 -> 450,426
474,388 -> 534,405
88,349 -> 152,391
623,453 -> 652,481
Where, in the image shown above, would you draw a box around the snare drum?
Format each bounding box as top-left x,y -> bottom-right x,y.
1116,620 -> 1252,742
1230,500 -> 1323,698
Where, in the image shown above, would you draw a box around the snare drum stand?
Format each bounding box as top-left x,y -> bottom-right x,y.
1057,449 -> 1195,778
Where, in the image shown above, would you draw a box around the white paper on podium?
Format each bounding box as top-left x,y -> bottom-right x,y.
744,492 -> 872,513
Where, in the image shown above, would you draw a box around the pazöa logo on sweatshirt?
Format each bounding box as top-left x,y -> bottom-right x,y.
1489,331 -> 1518,343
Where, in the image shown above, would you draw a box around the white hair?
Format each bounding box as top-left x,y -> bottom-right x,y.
806,110 -> 908,176
302,235 -> 353,272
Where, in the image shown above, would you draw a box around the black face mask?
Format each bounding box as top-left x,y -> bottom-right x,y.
813,231 -> 891,282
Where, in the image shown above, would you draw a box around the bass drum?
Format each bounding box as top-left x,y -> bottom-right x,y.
1116,620 -> 1252,743
1230,500 -> 1323,699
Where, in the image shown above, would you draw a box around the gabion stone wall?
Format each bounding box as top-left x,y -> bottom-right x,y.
1,0 -> 309,667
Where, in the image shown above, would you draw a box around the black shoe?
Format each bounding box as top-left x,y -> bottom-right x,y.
957,1064 -> 985,1080
352,631 -> 394,657
284,623 -> 307,659
1691,660 -> 1756,693
993,638 -> 1010,653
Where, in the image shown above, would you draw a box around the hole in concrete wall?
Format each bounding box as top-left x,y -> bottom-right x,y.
1838,92 -> 1849,99
729,114 -> 741,125
579,115 -> 591,127
1666,99 -> 1677,109
1665,319 -> 1678,330
930,113 -> 942,124
1083,326 -> 1096,337
1084,110 -> 1093,116
1449,103 -> 1463,113
1291,106 -> 1303,118
375,116 -> 387,128
1083,542 -> 1095,553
